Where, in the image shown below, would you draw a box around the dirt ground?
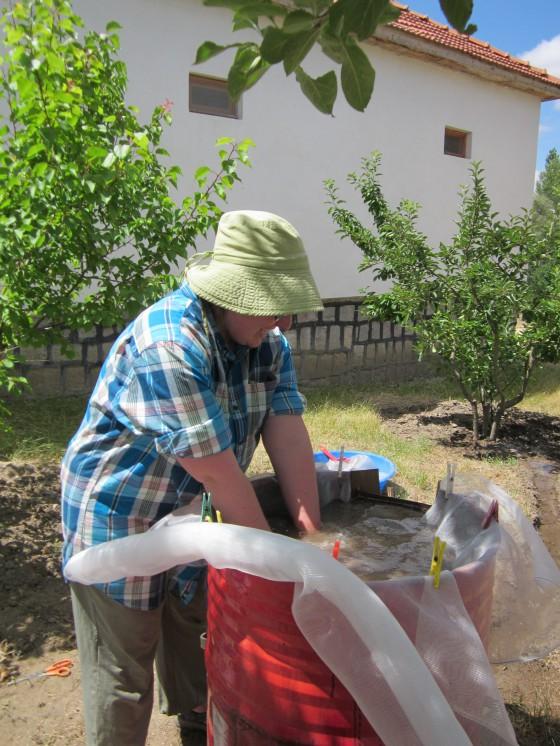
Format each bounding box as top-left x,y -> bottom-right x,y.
0,401 -> 559,745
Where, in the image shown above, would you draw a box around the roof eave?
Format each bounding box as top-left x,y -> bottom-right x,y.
372,25 -> 560,102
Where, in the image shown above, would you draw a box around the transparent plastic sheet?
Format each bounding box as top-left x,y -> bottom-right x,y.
428,472 -> 560,663
65,498 -> 519,746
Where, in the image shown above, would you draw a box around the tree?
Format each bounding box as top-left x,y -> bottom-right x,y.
196,0 -> 476,114
534,147 -> 560,243
325,153 -> 560,444
0,0 -> 253,419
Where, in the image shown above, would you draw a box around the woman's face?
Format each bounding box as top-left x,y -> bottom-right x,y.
221,311 -> 292,348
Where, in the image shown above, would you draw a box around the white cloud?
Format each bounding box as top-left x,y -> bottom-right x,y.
539,123 -> 553,134
554,100 -> 560,111
520,34 -> 560,76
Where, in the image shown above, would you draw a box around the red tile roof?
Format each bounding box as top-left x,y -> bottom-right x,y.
389,3 -> 560,90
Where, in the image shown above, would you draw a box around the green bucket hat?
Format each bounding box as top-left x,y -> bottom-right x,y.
186,210 -> 323,316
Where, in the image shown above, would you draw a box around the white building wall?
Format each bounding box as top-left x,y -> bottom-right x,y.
74,0 -> 541,299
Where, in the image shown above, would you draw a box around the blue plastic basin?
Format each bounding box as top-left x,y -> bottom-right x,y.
313,450 -> 396,492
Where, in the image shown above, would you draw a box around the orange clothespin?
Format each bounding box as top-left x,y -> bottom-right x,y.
332,539 -> 341,560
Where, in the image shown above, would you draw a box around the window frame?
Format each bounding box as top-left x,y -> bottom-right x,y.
444,127 -> 471,159
188,73 -> 240,119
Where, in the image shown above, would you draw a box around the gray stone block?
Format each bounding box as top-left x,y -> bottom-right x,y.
301,353 -> 319,378
284,329 -> 297,348
299,327 -> 312,351
358,323 -> 370,342
321,306 -> 336,322
295,311 -> 318,324
339,305 -> 356,322
331,352 -> 349,375
328,325 -> 341,351
314,326 -> 328,351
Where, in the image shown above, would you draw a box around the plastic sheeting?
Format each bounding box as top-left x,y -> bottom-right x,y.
429,472 -> 560,664
62,469 -> 560,745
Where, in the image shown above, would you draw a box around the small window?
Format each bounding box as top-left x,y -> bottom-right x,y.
444,127 -> 471,158
189,73 -> 240,119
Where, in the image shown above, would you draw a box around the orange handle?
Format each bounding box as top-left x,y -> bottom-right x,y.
319,446 -> 350,463
45,659 -> 74,677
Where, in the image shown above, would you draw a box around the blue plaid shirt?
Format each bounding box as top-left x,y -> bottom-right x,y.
61,283 -> 305,609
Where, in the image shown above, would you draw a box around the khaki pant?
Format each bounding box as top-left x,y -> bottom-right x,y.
70,577 -> 207,746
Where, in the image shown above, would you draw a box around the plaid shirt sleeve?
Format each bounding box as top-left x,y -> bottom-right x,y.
115,340 -> 232,458
268,333 -> 306,417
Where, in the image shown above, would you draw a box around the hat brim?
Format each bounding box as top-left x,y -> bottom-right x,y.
187,262 -> 324,316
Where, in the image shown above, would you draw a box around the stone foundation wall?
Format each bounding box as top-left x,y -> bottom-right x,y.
18,298 -> 427,397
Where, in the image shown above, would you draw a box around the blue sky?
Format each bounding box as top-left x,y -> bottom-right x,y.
409,1 -> 560,179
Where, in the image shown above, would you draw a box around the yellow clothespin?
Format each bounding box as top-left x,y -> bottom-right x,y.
216,510 -> 223,524
430,536 -> 446,589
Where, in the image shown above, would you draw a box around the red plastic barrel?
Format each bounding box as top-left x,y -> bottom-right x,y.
205,566 -> 383,745
205,554 -> 496,744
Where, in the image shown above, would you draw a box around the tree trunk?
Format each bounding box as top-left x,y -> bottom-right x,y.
482,402 -> 492,440
489,405 -> 504,441
470,401 -> 480,447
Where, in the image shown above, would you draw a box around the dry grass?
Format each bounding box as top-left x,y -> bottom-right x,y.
3,365 -> 558,517
522,363 -> 560,415
250,371 -> 555,514
506,688 -> 560,746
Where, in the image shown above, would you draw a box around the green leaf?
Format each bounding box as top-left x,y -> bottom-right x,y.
439,0 -> 477,34
114,143 -> 130,159
106,20 -> 123,32
283,10 -> 315,33
354,0 -> 395,40
340,37 -> 375,111
232,16 -> 256,31
228,44 -> 269,99
318,28 -> 345,64
194,165 -> 211,186
133,131 -> 149,149
295,67 -> 336,115
326,0 -> 397,39
102,152 -> 116,168
203,0 -> 252,8
86,146 -> 108,160
215,136 -> 234,145
233,3 -> 287,22
26,143 -> 45,158
32,162 -> 49,177
377,3 -> 401,24
261,27 -> 290,64
195,41 -> 239,64
283,27 -> 321,75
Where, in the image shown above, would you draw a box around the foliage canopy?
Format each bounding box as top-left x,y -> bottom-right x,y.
326,153 -> 560,443
534,147 -> 560,245
0,0 -> 252,415
196,0 -> 476,114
